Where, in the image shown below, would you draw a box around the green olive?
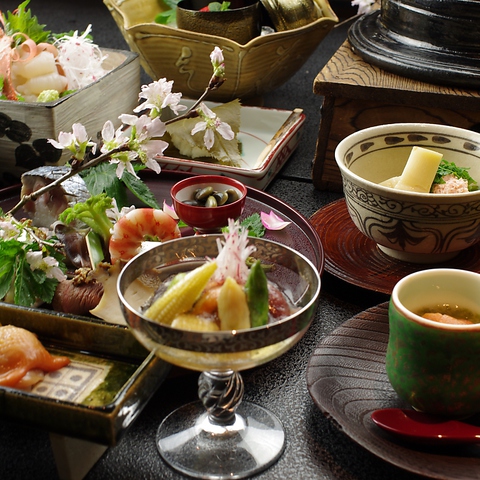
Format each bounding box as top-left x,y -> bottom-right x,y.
213,191 -> 229,205
205,195 -> 218,207
186,185 -> 241,207
183,199 -> 200,206
225,188 -> 240,203
195,186 -> 214,201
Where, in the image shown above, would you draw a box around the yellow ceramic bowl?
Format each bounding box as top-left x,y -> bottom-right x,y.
103,0 -> 338,102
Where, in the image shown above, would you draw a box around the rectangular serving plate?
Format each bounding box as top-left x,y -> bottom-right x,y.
0,49 -> 140,187
0,303 -> 170,446
158,102 -> 305,190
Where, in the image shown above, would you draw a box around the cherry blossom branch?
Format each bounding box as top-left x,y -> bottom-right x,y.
6,47 -> 228,218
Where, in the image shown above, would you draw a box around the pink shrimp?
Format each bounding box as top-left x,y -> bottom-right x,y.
109,208 -> 181,264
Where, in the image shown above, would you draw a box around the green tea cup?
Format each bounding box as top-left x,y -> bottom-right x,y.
387,268 -> 480,417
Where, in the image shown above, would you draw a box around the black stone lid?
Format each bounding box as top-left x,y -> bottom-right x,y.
348,0 -> 480,89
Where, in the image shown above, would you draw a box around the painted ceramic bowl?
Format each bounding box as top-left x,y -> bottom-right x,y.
171,175 -> 247,232
335,123 -> 480,263
387,268 -> 480,417
103,0 -> 337,102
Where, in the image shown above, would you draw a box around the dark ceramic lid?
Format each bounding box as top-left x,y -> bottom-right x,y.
348,0 -> 480,89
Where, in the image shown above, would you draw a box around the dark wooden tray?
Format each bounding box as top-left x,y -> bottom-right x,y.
307,303 -> 480,479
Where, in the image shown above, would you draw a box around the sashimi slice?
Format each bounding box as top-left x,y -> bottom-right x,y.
0,325 -> 70,388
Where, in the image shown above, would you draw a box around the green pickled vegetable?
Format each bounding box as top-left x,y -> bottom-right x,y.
245,259 -> 269,327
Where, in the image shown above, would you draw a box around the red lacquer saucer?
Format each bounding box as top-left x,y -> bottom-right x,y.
309,199 -> 480,294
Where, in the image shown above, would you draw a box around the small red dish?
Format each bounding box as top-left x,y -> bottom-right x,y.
171,175 -> 247,233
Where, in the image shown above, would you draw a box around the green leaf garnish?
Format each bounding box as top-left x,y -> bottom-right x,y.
0,239 -> 65,307
222,213 -> 266,238
240,213 -> 266,237
433,159 -> 478,192
80,162 -> 160,209
207,1 -> 231,11
121,170 -> 161,209
59,193 -> 114,247
155,0 -> 181,24
3,0 -> 51,45
0,240 -> 20,300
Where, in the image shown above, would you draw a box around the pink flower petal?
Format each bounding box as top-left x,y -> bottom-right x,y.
260,211 -> 291,230
163,201 -> 179,220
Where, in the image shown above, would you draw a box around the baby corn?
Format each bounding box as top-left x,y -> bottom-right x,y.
144,261 -> 217,325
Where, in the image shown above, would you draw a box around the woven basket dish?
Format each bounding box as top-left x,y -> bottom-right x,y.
103,0 -> 338,102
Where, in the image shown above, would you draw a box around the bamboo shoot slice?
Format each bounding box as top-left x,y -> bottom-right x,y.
394,146 -> 443,193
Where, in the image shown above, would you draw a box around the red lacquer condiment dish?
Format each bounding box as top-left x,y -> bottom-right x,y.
171,175 -> 247,233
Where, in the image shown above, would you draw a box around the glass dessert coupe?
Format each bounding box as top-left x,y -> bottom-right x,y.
117,234 -> 321,479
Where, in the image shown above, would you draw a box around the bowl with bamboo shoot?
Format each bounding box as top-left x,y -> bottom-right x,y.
335,123 -> 480,263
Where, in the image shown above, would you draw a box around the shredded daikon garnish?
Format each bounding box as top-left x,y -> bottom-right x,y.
54,25 -> 109,90
213,219 -> 256,285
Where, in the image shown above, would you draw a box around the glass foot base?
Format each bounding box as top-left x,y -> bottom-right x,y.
156,400 -> 285,479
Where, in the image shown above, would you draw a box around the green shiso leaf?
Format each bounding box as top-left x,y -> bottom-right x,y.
222,213 -> 266,238
0,239 -> 64,307
3,0 -> 51,45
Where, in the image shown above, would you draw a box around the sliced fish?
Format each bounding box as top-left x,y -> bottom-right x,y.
20,166 -> 90,227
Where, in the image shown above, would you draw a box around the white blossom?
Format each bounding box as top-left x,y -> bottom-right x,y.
210,46 -> 225,79
134,78 -> 187,117
351,0 -> 378,15
26,251 -> 66,282
108,114 -> 167,178
0,219 -> 20,239
106,198 -> 135,222
191,103 -> 234,150
48,123 -> 96,160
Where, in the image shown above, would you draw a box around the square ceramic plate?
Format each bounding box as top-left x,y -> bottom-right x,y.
0,303 -> 170,446
157,101 -> 305,189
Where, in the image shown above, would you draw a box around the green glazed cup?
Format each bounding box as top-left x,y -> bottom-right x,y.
387,268 -> 480,417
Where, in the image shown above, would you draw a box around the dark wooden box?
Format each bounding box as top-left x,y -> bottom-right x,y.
312,41 -> 480,192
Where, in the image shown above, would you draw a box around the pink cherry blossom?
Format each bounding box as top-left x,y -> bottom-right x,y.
260,211 -> 291,230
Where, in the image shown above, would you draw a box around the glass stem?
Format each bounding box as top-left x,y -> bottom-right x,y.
198,370 -> 244,426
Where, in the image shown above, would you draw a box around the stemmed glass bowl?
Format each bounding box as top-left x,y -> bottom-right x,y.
117,234 -> 321,479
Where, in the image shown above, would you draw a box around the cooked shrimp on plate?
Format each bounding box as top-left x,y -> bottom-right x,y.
109,208 -> 181,264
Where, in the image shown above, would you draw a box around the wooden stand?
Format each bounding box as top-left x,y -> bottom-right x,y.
312,41 -> 480,191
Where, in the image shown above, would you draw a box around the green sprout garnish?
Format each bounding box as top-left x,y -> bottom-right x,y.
59,193 -> 114,247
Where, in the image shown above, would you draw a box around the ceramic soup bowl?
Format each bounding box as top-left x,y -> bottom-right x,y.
335,123 -> 480,263
387,268 -> 480,417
